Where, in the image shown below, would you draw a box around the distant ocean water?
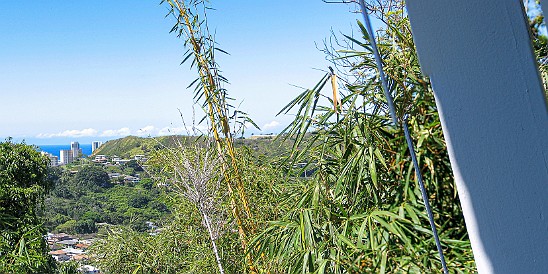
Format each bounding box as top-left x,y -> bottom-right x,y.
38,144 -> 93,158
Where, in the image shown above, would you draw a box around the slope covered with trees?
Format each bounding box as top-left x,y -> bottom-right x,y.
42,165 -> 170,234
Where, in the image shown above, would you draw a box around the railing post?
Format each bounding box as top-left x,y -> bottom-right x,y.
405,1 -> 548,273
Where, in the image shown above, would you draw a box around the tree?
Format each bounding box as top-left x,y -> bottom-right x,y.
0,139 -> 57,273
150,144 -> 226,273
128,193 -> 150,208
74,219 -> 97,234
74,165 -> 112,190
124,159 -> 144,172
138,178 -> 154,190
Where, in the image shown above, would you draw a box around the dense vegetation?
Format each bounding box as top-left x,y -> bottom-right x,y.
90,145 -> 284,273
1,1 -> 545,273
249,7 -> 477,274
42,133 -> 291,238
88,1 -> 548,273
41,163 -> 169,234
89,198 -> 221,273
0,139 -> 57,273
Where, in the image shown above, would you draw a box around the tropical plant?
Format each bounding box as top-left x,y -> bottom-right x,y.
161,1 -> 257,259
0,139 -> 57,273
250,2 -> 475,273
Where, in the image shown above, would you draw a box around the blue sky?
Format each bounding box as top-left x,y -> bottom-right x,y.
0,1 -> 360,145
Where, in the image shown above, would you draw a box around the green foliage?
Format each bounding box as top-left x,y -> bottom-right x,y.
161,4 -> 263,269
250,6 -> 475,273
87,139 -> 285,273
55,218 -> 97,235
234,136 -> 298,164
56,261 -> 79,274
139,178 -> 154,190
74,165 -> 112,190
89,198 -> 219,274
55,220 -> 78,234
124,159 -> 144,173
0,139 -> 57,273
128,194 -> 150,208
41,165 -> 169,235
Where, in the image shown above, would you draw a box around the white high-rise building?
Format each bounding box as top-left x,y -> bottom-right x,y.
92,141 -> 102,153
60,149 -> 73,165
71,142 -> 81,158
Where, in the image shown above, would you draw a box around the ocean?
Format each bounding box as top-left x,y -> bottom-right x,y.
38,144 -> 93,158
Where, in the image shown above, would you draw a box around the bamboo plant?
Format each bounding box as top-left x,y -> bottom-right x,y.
161,0 -> 258,270
250,2 -> 476,273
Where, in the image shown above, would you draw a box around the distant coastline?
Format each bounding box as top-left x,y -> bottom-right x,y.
38,144 -> 93,158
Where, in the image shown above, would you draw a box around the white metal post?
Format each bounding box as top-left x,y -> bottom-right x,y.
405,0 -> 548,273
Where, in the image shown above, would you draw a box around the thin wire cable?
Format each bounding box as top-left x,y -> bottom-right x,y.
358,0 -> 398,126
403,117 -> 449,274
357,1 -> 449,273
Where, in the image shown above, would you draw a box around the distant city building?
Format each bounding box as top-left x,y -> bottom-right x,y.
134,154 -> 146,161
50,155 -> 59,166
93,155 -> 108,164
41,152 -> 58,166
71,141 -> 79,151
71,142 -> 82,158
91,141 -> 102,153
60,149 -> 73,165
249,134 -> 276,140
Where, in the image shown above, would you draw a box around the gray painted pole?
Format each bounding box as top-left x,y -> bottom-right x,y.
405,1 -> 548,273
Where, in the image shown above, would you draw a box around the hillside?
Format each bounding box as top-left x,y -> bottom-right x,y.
92,135 -> 199,158
92,135 -> 297,160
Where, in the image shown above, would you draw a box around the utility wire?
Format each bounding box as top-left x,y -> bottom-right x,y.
402,116 -> 448,274
358,1 -> 398,126
357,1 -> 449,273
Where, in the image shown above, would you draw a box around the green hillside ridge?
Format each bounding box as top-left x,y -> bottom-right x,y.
91,135 -> 198,158
92,135 -> 298,160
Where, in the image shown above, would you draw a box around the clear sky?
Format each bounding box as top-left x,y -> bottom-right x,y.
0,1 -> 360,145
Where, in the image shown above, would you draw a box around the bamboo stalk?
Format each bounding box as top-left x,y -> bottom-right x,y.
170,1 -> 256,271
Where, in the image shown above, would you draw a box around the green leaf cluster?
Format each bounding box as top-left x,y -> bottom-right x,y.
0,139 -> 57,273
250,7 -> 475,273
